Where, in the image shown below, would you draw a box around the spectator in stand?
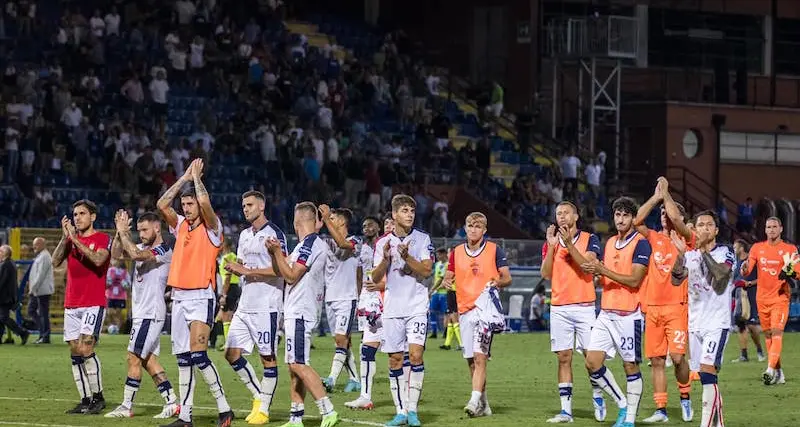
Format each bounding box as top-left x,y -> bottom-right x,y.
149,70 -> 170,119
737,197 -> 755,233
364,160 -> 382,216
0,245 -> 29,344
27,237 -> 54,344
585,158 -> 602,199
486,81 -> 504,118
528,284 -> 547,331
559,148 -> 581,190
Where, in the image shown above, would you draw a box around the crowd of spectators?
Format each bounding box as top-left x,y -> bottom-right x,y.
1,0 -> 520,238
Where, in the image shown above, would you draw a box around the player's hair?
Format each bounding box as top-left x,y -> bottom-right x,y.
242,190 -> 266,201
332,208 -> 353,224
733,239 -> 751,252
180,188 -> 197,199
137,212 -> 161,223
611,197 -> 638,216
383,213 -> 394,223
465,212 -> 487,228
693,209 -> 719,227
766,216 -> 782,226
362,216 -> 380,226
391,194 -> 416,212
556,201 -> 578,214
72,199 -> 97,215
436,247 -> 447,256
294,201 -> 318,221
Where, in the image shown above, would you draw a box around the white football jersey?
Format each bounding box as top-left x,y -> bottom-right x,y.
284,233 -> 329,321
236,222 -> 287,313
132,242 -> 172,320
685,245 -> 736,331
373,229 -> 434,319
357,237 -> 379,309
323,235 -> 360,302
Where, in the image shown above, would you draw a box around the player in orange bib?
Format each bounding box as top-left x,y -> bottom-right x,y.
633,179 -> 693,423
441,212 -> 511,418
741,216 -> 799,385
541,201 -> 607,424
157,158 -> 233,427
582,197 -> 651,427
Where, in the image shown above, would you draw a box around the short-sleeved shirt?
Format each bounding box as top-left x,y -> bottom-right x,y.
686,245 -> 736,331
323,235 -> 360,302
219,252 -> 240,285
65,232 -> 112,308
237,222 -> 287,313
747,241 -> 798,305
374,229 -> 434,318
284,233 -> 329,321
132,242 -> 172,320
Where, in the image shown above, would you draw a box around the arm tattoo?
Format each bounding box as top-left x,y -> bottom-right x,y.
52,237 -> 70,267
194,175 -> 209,199
157,177 -> 187,209
701,251 -> 732,294
119,231 -> 152,261
111,233 -> 124,260
671,254 -> 688,286
71,238 -> 110,267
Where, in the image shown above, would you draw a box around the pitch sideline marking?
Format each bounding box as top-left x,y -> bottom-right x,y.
0,396 -> 383,427
0,422 -> 91,427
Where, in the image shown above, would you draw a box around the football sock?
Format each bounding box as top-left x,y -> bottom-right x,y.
389,368 -> 408,414
558,382 -> 573,415
700,372 -> 721,426
192,351 -> 231,413
259,367 -> 278,414
360,345 -> 377,400
71,355 -> 90,400
122,377 -> 141,409
589,366 -> 627,408
177,353 -> 194,422
230,357 -> 261,399
329,347 -> 347,383
408,364 -> 424,412
625,373 -> 643,423
345,348 -> 359,381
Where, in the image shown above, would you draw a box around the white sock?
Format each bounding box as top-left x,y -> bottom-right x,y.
558,382 -> 573,415
192,351 -> 231,413
156,380 -> 177,405
231,357 -> 261,400
408,364 -> 424,413
315,396 -> 334,416
177,353 -> 195,422
470,390 -> 482,404
360,345 -> 378,400
700,373 -> 721,426
403,352 -> 411,384
590,379 -> 604,399
329,347 -> 347,383
289,402 -> 304,423
83,353 -> 103,395
624,373 -> 643,423
122,377 -> 141,409
589,366 -> 627,408
481,391 -> 490,410
259,367 -> 278,414
389,368 -> 408,414
346,348 -> 360,381
71,356 -> 90,400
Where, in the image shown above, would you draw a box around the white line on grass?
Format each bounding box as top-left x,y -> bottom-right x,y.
0,396 -> 383,427
0,422 -> 90,427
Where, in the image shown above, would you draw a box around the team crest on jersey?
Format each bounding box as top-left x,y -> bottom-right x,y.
89,243 -> 96,250
471,260 -> 480,275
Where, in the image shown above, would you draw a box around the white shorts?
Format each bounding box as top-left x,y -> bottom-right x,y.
226,311 -> 280,356
689,328 -> 730,371
63,306 -> 106,342
459,309 -> 493,359
381,314 -> 427,354
171,298 -> 215,355
549,304 -> 597,353
587,309 -> 643,363
361,317 -> 383,345
284,317 -> 317,365
128,318 -> 165,358
326,300 -> 357,336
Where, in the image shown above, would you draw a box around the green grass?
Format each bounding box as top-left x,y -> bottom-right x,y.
1,332 -> 799,426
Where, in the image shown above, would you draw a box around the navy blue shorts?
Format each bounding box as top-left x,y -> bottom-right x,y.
108,299 -> 126,309
430,292 -> 448,313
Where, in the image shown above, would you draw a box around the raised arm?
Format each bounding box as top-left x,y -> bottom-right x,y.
634,182 -> 664,237
191,159 -> 220,233
669,231 -> 688,286
110,232 -> 125,262
52,216 -> 74,267
70,235 -> 111,267
319,204 -> 354,252
158,163 -> 193,229
659,177 -> 692,241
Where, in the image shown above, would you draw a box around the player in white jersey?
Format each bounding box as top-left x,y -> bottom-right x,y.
220,191 -> 287,425
670,210 -> 734,427
346,216 -> 384,410
105,211 -> 180,419
319,204 -> 361,393
267,202 -> 339,427
372,195 -> 434,427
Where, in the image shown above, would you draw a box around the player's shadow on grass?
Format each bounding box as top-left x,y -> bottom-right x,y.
571,408 -> 596,420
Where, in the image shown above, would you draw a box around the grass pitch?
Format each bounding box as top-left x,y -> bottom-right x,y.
0,332 -> 799,426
